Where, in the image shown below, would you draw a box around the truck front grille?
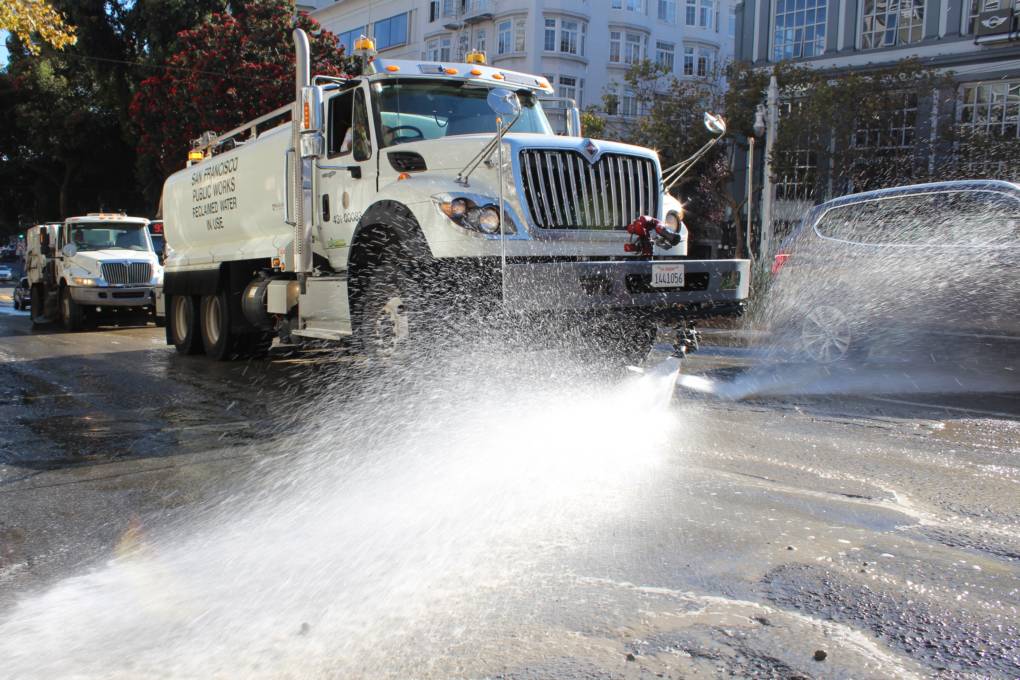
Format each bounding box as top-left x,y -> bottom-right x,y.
101,262 -> 151,285
519,150 -> 659,230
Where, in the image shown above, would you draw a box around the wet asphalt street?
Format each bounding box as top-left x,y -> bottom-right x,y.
0,286 -> 1018,679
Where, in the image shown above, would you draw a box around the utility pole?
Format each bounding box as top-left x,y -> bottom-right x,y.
747,104 -> 766,260
759,75 -> 779,259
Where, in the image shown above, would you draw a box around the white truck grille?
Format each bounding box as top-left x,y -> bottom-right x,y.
101,262 -> 152,285
519,150 -> 659,230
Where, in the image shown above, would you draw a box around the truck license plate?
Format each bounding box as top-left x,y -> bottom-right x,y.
651,263 -> 684,288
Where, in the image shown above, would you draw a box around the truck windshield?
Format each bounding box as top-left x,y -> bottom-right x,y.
372,79 -> 552,148
70,223 -> 152,252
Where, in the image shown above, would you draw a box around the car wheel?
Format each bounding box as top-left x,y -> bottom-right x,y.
169,294 -> 204,355
799,305 -> 854,363
12,299 -> 19,311
60,287 -> 84,332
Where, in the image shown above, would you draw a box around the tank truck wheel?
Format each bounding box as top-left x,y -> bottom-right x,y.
354,259 -> 415,361
60,287 -> 84,332
30,285 -> 48,327
200,291 -> 238,361
169,295 -> 204,355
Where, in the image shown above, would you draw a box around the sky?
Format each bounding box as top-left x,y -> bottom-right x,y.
1,31 -> 8,68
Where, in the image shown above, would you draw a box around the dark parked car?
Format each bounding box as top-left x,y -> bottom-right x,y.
764,180 -> 1020,364
14,277 -> 30,310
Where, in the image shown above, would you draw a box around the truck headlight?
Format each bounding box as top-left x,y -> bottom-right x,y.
72,276 -> 98,286
437,196 -> 515,235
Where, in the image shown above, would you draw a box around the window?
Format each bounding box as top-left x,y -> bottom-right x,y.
610,31 -> 622,61
861,0 -> 924,49
621,90 -> 639,117
624,32 -> 645,62
429,0 -> 438,22
959,80 -> 1020,138
775,99 -> 817,200
613,0 -> 646,10
559,75 -> 578,102
699,0 -> 714,27
374,13 -> 408,51
498,20 -> 512,54
374,80 -> 552,147
442,0 -> 456,17
515,17 -> 526,52
682,44 -> 715,77
814,191 -> 1020,246
426,36 -> 452,61
457,33 -> 470,60
543,17 -> 586,54
561,20 -> 580,54
773,0 -> 827,59
685,0 -> 697,23
848,92 -> 918,190
696,47 -> 715,76
728,5 -> 737,36
338,26 -> 366,54
658,0 -> 679,22
475,29 -> 486,53
964,0 -> 980,34
656,41 -> 676,71
958,79 -> 1020,175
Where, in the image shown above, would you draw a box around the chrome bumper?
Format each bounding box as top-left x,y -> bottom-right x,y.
502,259 -> 750,313
70,285 -> 155,308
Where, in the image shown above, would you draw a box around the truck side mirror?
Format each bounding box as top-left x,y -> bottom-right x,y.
62,243 -> 77,258
487,87 -> 521,121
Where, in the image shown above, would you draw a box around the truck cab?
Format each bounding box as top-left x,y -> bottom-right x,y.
29,213 -> 163,330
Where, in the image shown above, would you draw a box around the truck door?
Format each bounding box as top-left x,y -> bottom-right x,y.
320,83 -> 377,271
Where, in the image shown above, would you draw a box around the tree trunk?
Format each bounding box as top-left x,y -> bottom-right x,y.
59,159 -> 79,217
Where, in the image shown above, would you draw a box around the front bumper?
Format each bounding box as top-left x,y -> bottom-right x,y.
503,259 -> 750,318
69,285 -> 155,308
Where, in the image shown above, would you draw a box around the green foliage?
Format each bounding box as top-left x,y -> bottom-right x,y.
129,1 -> 350,201
726,59 -> 963,198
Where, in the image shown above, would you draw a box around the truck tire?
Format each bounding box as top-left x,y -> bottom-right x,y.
169,295 -> 204,355
30,285 -> 47,327
200,291 -> 237,360
353,259 -> 414,360
60,287 -> 84,331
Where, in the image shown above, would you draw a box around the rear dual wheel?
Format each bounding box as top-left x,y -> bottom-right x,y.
169,294 -> 204,354
199,291 -> 271,360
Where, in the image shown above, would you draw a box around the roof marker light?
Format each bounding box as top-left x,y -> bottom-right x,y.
386,64 -> 400,72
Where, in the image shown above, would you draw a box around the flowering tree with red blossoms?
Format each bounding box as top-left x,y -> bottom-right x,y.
130,0 -> 349,187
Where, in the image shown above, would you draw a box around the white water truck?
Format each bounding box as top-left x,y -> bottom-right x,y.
156,30 -> 749,360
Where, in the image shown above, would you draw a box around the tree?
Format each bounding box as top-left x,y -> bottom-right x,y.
0,0 -> 76,54
129,1 -> 349,203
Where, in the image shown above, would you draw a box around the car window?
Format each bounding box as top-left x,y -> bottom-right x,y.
814,189 -> 1020,247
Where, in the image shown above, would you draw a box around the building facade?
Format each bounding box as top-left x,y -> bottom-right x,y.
309,0 -> 737,126
734,0 -> 1020,204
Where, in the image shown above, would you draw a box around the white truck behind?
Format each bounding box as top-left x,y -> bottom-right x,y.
157,32 -> 749,361
26,214 -> 163,330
